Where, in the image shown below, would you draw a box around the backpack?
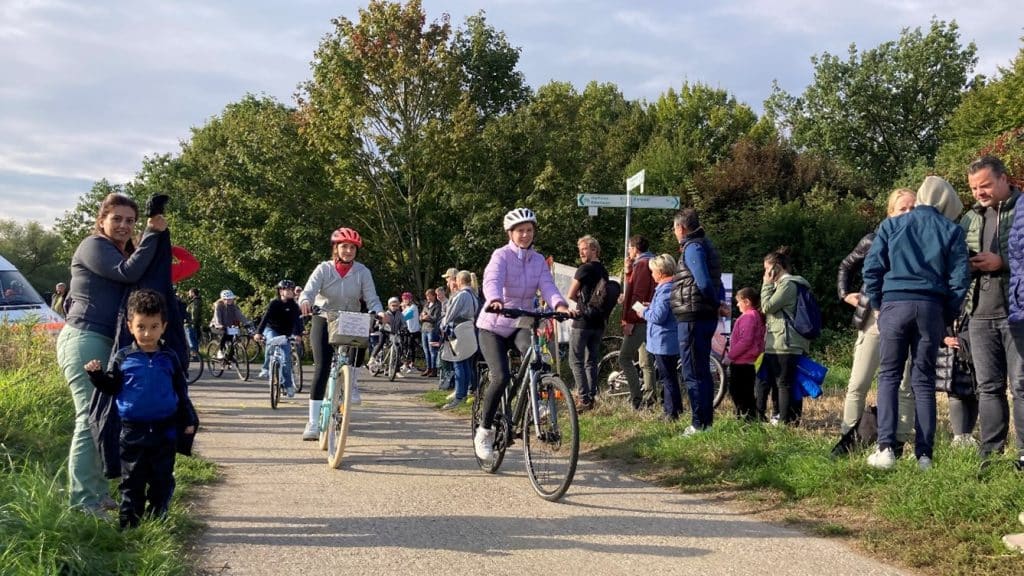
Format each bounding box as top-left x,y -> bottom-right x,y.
783,282 -> 822,340
830,405 -> 878,457
586,278 -> 621,320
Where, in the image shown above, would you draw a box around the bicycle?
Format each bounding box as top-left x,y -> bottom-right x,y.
206,327 -> 250,381
240,323 -> 262,363
186,348 -> 204,384
369,323 -> 403,381
595,337 -> 729,408
471,308 -> 578,502
291,340 -> 305,393
264,335 -> 295,409
315,308 -> 373,469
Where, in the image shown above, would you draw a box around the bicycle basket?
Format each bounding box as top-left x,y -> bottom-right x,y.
326,310 -> 372,348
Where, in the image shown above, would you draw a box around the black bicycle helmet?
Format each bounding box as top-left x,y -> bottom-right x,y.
276,279 -> 296,290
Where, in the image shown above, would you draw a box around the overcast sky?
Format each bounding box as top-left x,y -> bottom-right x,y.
1,0 -> 1021,227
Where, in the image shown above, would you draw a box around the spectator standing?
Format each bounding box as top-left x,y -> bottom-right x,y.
638,254 -> 682,420
401,291 -> 421,374
440,271 -> 480,410
419,288 -> 442,377
670,209 -> 724,434
863,176 -> 969,470
723,287 -> 765,421
566,235 -> 610,412
51,282 -> 67,317
619,235 -> 657,411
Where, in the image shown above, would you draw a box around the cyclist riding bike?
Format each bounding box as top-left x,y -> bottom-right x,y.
210,289 -> 248,359
298,227 -> 384,440
369,297 -> 406,373
474,208 -> 572,460
254,279 -> 304,398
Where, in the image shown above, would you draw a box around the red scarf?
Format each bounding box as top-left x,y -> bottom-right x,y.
334,259 -> 353,279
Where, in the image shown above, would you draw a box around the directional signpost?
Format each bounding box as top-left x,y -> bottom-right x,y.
575,169 -> 680,261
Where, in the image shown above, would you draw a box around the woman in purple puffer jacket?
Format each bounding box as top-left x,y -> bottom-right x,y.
474,208 -> 571,461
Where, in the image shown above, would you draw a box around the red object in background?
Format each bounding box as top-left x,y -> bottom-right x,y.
171,246 -> 200,284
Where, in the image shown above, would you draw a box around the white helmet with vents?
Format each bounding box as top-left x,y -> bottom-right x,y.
503,207 -> 537,231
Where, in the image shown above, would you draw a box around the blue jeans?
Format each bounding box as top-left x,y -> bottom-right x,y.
678,318 -> 717,430
422,328 -> 440,370
653,353 -> 682,420
261,328 -> 294,389
877,300 -> 943,458
185,326 -> 199,354
454,358 -> 474,400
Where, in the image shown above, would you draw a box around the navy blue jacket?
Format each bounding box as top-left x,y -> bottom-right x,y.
1008,196 -> 1024,323
863,205 -> 970,322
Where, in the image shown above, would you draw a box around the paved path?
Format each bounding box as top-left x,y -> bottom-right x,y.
190,367 -> 909,576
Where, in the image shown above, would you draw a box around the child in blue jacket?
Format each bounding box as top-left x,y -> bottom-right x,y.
86,288 -> 197,528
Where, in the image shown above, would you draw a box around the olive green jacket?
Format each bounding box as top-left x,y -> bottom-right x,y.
761,275 -> 811,355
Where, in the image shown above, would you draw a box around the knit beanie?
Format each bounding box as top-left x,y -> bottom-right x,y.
916,176 -> 963,221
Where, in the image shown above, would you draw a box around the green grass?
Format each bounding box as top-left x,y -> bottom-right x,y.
0,324 -> 217,575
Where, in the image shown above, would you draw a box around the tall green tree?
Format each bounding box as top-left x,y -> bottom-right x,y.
0,220 -> 66,294
299,0 -> 530,294
765,19 -> 977,187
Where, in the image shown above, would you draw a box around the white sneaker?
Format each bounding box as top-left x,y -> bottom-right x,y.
302,422 -> 319,441
770,414 -> 780,426
474,426 -> 495,460
867,447 -> 896,470
258,369 -> 269,379
682,425 -> 703,437
216,350 -> 224,359
347,383 -> 362,405
951,434 -> 979,448
446,391 -> 456,401
285,386 -> 295,398
917,455 -> 933,471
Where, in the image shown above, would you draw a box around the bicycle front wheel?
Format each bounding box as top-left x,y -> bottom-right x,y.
327,365 -> 353,469
292,348 -> 305,393
269,359 -> 281,409
233,342 -> 250,381
523,375 -> 579,502
206,342 -> 224,378
386,346 -> 399,381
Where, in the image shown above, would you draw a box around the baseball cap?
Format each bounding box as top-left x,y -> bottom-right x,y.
441,267 -> 458,280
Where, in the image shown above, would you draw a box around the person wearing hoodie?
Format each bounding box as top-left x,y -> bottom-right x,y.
473,208 -> 570,461
973,155 -> 1024,467
863,175 -> 970,470
757,247 -> 813,426
833,188 -> 918,456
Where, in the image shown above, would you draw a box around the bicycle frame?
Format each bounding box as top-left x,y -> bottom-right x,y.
502,316 -> 563,442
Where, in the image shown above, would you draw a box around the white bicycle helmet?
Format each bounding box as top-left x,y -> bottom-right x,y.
220,289 -> 236,300
503,207 -> 537,231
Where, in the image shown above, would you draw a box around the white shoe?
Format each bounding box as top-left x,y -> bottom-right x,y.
302,422 -> 319,441
769,414 -> 780,426
446,391 -> 456,401
951,434 -> 979,448
347,383 -> 362,405
216,350 -> 224,360
917,455 -> 933,471
259,369 -> 269,379
867,447 -> 896,470
285,386 -> 295,398
682,425 -> 702,437
474,426 -> 495,460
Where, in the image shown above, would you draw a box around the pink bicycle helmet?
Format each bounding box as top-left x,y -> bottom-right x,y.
330,227 -> 363,247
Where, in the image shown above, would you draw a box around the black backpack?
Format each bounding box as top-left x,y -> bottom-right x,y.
830,405 -> 878,457
586,278 -> 621,320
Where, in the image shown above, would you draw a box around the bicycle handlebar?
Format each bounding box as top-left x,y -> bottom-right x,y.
486,307 -> 572,322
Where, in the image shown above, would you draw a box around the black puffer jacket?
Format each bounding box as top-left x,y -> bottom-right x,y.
670,229 -> 722,322
836,232 -> 874,331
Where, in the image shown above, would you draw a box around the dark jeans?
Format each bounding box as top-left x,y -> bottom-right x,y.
570,327 -> 604,402
949,394 -> 979,436
729,363 -> 757,421
968,317 -> 1024,457
653,353 -> 682,420
478,329 -> 530,429
877,300 -> 943,458
119,420 -> 176,528
678,318 -> 717,430
756,354 -> 800,424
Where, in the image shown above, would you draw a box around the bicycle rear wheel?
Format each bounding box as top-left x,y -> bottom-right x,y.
471,368 -> 506,473
187,350 -> 204,384
596,351 -> 630,397
206,342 -> 224,377
246,337 -> 261,363
232,342 -> 250,381
327,365 -> 353,469
292,348 -> 305,393
710,356 -> 728,408
523,375 -> 579,501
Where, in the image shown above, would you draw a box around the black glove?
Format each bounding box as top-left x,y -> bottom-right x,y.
146,194 -> 170,217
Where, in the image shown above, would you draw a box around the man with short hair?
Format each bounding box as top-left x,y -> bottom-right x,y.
567,235 -> 609,412
619,235 -> 657,410
966,155 -> 1024,465
670,209 -> 724,434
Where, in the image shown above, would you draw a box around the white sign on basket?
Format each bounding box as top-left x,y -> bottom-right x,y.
335,312 -> 371,338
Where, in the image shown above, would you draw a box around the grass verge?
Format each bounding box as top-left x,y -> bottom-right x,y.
0,324 -> 217,575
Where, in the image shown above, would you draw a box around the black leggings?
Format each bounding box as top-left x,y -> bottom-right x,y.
309,315 -> 366,401
478,328 -> 531,429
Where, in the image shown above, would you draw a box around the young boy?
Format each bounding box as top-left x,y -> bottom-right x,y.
86,288 -> 197,528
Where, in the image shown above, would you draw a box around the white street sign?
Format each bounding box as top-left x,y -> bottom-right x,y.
577,193 -> 677,209
626,169 -> 645,191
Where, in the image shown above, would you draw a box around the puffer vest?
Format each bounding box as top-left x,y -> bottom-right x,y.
670,230 -> 722,322
961,188 -> 1021,314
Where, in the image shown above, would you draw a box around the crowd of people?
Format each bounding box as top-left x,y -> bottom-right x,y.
50,153 -> 1024,532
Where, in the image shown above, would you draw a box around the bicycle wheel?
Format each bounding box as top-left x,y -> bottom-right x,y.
326,365 -> 353,469
386,345 -> 399,381
711,356 -> 728,408
246,336 -> 261,363
269,358 -> 281,409
232,342 -> 250,381
318,372 -> 333,451
292,347 -> 305,393
187,350 -> 204,384
524,375 -> 579,501
600,335 -> 623,357
206,342 -> 224,377
596,350 -> 630,397
471,368 -> 507,473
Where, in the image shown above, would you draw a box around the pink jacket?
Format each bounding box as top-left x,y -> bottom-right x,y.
726,308 -> 765,365
476,241 -> 567,338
